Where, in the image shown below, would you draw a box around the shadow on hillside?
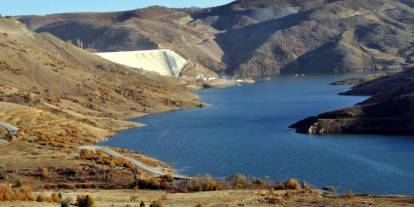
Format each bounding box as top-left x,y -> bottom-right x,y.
282,40 -> 339,73
215,11 -> 312,73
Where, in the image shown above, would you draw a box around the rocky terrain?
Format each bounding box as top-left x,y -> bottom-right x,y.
291,67 -> 414,134
0,17 -> 200,188
19,0 -> 414,77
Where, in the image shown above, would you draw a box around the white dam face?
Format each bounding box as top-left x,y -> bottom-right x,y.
96,49 -> 188,77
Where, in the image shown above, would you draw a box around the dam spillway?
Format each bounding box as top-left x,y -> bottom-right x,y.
96,49 -> 188,77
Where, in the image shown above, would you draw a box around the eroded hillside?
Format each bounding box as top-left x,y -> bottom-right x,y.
19,7 -> 224,78
0,18 -> 200,143
0,17 -> 202,188
20,0 -> 414,77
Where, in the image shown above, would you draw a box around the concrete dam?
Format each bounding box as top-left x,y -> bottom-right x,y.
96,49 -> 188,77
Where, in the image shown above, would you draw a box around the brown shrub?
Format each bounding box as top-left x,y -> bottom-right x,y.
76,195 -> 95,207
150,200 -> 164,207
51,192 -> 62,203
274,178 -> 302,190
251,178 -> 266,187
184,175 -> 223,192
286,178 -> 301,190
184,175 -> 222,192
41,167 -> 50,178
0,184 -> 14,201
79,149 -> 94,159
14,185 -> 34,201
232,173 -> 247,189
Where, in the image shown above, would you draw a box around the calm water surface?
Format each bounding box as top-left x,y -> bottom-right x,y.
104,74 -> 414,194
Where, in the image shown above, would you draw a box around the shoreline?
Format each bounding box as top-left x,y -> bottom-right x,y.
101,74 -> 407,195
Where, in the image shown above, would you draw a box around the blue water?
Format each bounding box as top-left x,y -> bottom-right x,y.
104,74 -> 414,195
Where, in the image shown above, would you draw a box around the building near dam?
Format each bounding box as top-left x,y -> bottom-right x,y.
96,49 -> 188,77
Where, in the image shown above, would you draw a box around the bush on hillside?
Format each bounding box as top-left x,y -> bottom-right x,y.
61,200 -> 70,207
0,184 -> 14,201
184,175 -> 222,192
14,185 -> 34,201
76,195 -> 95,207
232,173 -> 247,189
150,200 -> 164,207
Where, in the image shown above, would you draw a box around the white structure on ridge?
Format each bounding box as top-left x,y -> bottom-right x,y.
96,49 -> 188,77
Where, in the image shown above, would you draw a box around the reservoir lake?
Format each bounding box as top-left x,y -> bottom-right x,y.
104,74 -> 414,195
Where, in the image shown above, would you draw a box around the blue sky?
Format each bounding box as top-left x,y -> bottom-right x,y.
1,0 -> 234,16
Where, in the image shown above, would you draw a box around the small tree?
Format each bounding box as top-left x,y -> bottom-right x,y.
140,201 -> 146,207
232,173 -> 247,189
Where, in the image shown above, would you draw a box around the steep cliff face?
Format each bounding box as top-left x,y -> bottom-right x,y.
290,68 -> 414,135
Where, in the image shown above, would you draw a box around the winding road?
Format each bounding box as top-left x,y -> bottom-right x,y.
79,145 -> 191,180
0,121 -> 18,137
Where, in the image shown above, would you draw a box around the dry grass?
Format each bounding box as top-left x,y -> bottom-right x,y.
0,184 -> 34,201
79,149 -> 137,170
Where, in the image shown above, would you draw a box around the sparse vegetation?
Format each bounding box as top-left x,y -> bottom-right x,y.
286,178 -> 301,190
76,195 -> 95,207
274,178 -> 302,190
0,184 -> 34,201
41,167 -> 50,179
150,200 -> 164,207
14,185 -> 34,201
182,175 -> 222,192
231,173 -> 248,189
0,184 -> 14,201
61,200 -> 70,207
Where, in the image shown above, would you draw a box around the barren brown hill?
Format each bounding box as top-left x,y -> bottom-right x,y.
19,6 -> 224,78
194,0 -> 414,77
0,17 -> 202,188
0,17 -> 201,144
20,0 -> 414,77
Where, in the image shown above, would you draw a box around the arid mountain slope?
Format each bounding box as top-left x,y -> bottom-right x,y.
194,0 -> 414,76
290,67 -> 414,135
20,0 -> 414,77
19,7 -> 224,77
0,18 -> 200,145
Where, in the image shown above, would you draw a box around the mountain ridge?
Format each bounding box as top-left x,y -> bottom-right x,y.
18,0 -> 414,77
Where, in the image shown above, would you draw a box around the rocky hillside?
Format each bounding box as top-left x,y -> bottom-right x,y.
19,0 -> 414,77
194,0 -> 414,76
0,17 -> 200,145
290,67 -> 414,135
19,7 -> 224,78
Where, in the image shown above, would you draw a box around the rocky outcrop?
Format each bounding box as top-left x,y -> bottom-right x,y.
290,68 -> 414,135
